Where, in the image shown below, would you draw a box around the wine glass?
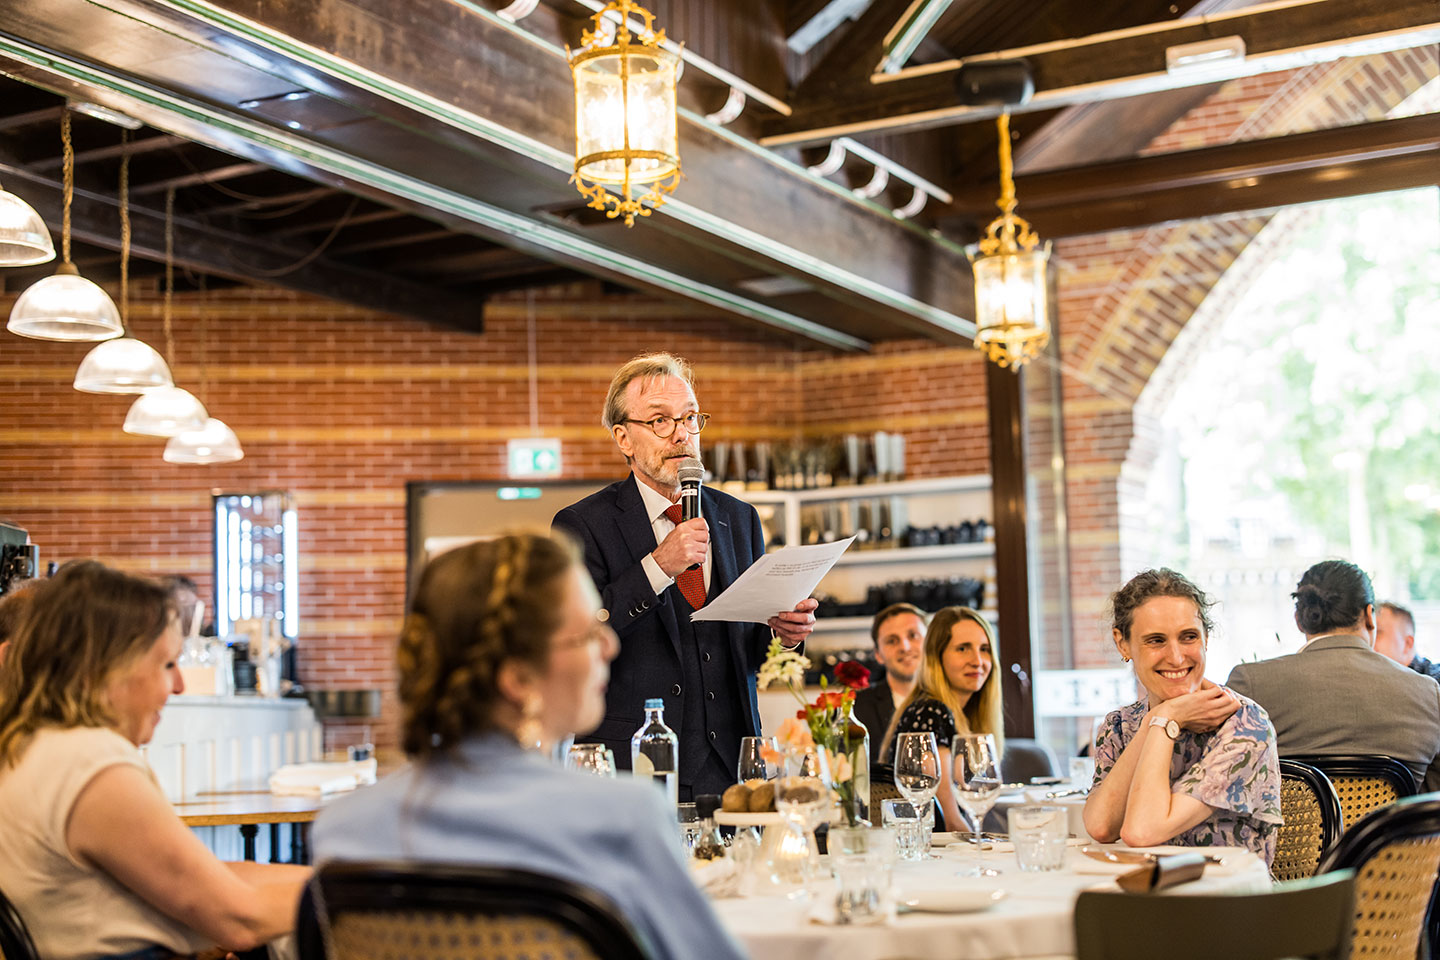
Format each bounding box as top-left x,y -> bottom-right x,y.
774,747 -> 832,896
566,743 -> 617,777
893,732 -> 941,857
952,733 -> 1003,875
737,736 -> 777,782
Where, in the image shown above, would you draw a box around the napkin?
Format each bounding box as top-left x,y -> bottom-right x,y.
269,758 -> 378,797
688,857 -> 741,898
804,881 -> 897,925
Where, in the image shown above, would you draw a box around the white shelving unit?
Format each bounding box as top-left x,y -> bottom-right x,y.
727,475 -> 997,651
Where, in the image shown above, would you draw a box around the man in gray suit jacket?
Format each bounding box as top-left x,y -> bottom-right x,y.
1226,560 -> 1440,792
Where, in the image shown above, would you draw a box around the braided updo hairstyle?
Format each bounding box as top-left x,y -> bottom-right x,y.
1108,568 -> 1215,643
1292,559 -> 1373,636
398,533 -> 579,760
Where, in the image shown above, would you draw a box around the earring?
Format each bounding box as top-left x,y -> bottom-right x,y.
516,695 -> 544,749
1122,656 -> 1131,663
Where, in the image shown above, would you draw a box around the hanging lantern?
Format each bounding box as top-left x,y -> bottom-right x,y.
0,182 -> 55,266
123,385 -> 208,437
968,113 -> 1051,369
568,0 -> 682,227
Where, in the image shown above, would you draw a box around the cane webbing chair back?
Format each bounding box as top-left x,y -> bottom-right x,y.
297,862 -> 652,960
1318,793 -> 1440,960
870,781 -> 903,810
0,885 -> 39,960
1288,755 -> 1416,832
1273,760 -> 1345,882
1073,871 -> 1356,960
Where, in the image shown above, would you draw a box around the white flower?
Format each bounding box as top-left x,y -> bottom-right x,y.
756,637 -> 811,692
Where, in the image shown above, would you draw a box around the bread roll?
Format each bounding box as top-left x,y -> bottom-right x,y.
747,781 -> 776,812
722,782 -> 752,813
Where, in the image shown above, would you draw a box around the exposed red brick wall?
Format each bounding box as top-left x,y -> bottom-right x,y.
0,281 -> 991,748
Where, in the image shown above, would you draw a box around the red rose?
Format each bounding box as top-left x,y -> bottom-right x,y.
796,708 -> 808,720
835,661 -> 871,691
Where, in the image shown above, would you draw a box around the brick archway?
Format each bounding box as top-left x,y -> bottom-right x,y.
1053,48 -> 1439,660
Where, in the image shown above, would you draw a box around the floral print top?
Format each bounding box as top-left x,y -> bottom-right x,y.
1092,692 -> 1282,865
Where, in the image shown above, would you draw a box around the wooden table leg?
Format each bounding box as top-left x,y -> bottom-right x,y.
240,824 -> 259,861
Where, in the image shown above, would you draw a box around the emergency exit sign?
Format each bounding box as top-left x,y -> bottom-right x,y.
507,438 -> 562,479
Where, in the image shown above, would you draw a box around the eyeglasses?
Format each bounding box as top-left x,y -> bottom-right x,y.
622,412 -> 710,438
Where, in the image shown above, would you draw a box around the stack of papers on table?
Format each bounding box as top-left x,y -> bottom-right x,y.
269,758 -> 378,797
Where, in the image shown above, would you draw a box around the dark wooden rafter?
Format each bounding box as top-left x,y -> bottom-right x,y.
766,0 -> 1440,146
792,0 -> 915,94
943,112 -> 1440,237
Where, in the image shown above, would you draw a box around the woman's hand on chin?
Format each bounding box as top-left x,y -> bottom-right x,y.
1164,680 -> 1240,733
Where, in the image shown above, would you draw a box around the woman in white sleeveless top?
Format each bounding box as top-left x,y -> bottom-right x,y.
0,561 -> 308,960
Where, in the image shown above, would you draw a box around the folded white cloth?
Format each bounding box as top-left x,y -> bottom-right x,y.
269,759 -> 378,797
688,857 -> 741,898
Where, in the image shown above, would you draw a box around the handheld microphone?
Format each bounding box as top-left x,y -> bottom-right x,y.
678,457 -> 704,522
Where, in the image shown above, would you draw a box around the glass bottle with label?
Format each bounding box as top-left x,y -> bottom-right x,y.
631,698 -> 679,806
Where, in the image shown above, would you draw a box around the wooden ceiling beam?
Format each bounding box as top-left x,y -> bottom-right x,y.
764,0 -> 1440,146
0,158 -> 484,331
941,113 -> 1440,237
27,133 -> 187,171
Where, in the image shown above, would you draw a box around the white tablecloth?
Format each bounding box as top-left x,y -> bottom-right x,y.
710,844 -> 1270,960
990,787 -> 1090,840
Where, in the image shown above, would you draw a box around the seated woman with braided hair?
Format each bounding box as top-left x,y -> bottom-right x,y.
312,532 -> 746,960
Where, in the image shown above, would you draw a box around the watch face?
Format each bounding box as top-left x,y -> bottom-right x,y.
1166,720 -> 1180,739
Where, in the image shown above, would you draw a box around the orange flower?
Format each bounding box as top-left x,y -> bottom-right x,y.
775,716 -> 815,752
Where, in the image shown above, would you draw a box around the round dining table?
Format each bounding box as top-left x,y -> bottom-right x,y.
708,842 -> 1270,960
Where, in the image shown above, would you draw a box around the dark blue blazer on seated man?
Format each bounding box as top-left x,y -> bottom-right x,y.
554,475 -> 774,800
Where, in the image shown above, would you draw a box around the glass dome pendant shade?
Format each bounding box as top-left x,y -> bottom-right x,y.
164,417 -> 243,464
8,262 -> 123,342
74,336 -> 173,394
124,386 -> 208,437
0,183 -> 55,266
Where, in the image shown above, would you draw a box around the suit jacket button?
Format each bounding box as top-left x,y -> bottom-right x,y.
706,691 -> 715,701
641,600 -> 650,610
708,731 -> 717,741
703,652 -> 712,663
672,684 -> 682,696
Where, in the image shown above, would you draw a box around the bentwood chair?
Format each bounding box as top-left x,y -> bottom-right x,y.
1317,793 -> 1440,960
1073,871 -> 1356,960
297,861 -> 653,960
0,885 -> 39,960
1287,755 -> 1416,831
1272,759 -> 1346,882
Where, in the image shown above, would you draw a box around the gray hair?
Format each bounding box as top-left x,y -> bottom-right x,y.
601,353 -> 695,431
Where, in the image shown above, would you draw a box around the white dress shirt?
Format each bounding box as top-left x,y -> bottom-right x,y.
635,475 -> 713,596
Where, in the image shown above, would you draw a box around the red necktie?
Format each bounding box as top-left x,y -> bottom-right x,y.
663,503 -> 707,610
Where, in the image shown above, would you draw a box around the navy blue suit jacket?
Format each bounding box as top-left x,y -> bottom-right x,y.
553,475 -> 773,766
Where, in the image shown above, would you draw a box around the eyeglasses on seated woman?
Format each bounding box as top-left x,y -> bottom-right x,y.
0,561 -> 309,960
1082,568 -> 1282,865
311,532 -> 747,960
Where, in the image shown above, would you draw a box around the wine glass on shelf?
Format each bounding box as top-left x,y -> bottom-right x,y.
774,747 -> 832,897
893,732 -> 941,858
952,733 -> 1003,876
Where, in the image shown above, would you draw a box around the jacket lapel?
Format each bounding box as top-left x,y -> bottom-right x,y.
614,475 -> 681,659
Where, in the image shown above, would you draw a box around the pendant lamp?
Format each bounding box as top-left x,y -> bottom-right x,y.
75,131 -> 172,394
968,112 -> 1051,369
0,182 -> 55,266
164,417 -> 243,463
8,109 -> 121,341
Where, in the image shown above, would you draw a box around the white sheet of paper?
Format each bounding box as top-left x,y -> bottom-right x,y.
690,536 -> 855,624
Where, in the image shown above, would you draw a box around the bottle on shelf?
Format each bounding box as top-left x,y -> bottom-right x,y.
631,698 -> 679,807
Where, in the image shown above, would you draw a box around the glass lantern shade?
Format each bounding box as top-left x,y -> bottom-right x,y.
123,387 -> 208,437
74,338 -> 173,394
8,264 -> 122,342
970,244 -> 1052,369
164,417 -> 243,464
572,45 -> 680,187
0,187 -> 55,266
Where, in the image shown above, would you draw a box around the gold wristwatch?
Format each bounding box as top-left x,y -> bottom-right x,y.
1148,715 -> 1180,740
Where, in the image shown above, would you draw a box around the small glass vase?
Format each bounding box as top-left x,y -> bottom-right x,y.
817,701 -> 871,826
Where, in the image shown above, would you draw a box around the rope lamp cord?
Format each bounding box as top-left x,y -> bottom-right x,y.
60,109 -> 73,265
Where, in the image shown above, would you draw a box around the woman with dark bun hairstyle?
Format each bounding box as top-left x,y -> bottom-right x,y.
312,533 -> 746,960
1228,558 -> 1440,792
1083,569 -> 1281,864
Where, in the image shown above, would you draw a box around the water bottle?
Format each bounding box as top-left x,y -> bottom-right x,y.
631,698 -> 678,806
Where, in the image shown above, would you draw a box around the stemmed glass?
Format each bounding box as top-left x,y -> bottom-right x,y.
893,732 -> 941,858
774,747 -> 832,896
738,736 -> 778,782
565,743 -> 617,777
952,733 -> 1003,876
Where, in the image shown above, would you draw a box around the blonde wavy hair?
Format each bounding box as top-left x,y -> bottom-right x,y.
880,606 -> 1004,762
0,561 -> 174,766
398,533 -> 579,760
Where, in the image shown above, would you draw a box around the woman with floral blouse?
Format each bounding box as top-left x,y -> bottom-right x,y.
1083,569 -> 1281,865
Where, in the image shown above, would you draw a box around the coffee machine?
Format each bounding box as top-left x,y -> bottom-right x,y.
0,522 -> 38,595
